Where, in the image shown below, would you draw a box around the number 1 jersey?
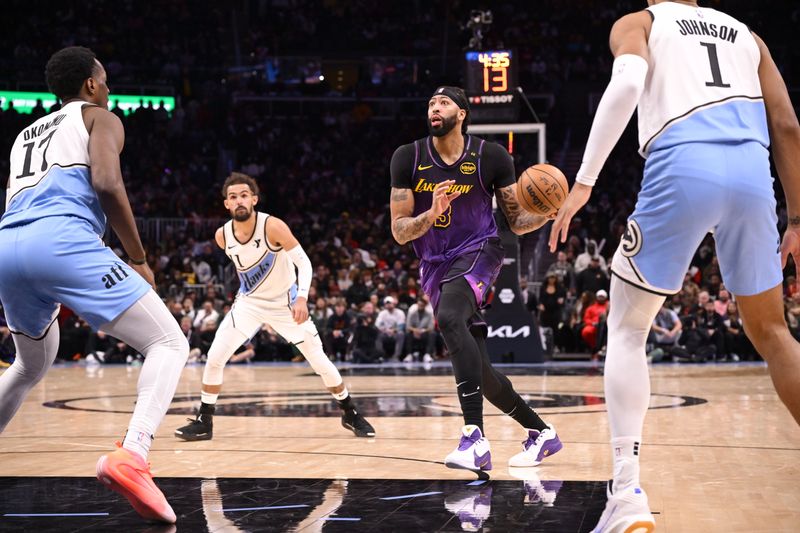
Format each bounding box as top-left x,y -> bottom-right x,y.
639,2 -> 768,156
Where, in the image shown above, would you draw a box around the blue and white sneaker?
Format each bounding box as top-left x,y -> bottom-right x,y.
445,425 -> 492,473
508,423 -> 563,467
591,481 -> 655,533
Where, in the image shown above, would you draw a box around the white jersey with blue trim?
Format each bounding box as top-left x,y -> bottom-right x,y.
639,2 -> 767,156
222,211 -> 296,300
2,100 -> 106,234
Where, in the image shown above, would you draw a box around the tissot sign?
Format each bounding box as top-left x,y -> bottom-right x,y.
484,216 -> 543,362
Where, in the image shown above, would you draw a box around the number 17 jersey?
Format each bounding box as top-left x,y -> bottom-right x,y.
639,2 -> 768,157
2,101 -> 105,235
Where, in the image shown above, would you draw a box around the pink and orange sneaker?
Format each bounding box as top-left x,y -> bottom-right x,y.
96,443 -> 176,523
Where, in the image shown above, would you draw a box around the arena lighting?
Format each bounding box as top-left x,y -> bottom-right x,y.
0,91 -> 175,115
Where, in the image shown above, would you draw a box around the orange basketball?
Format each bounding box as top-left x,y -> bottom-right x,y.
516,163 -> 569,216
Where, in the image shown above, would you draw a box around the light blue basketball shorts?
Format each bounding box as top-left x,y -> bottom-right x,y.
0,216 -> 151,338
611,141 -> 781,297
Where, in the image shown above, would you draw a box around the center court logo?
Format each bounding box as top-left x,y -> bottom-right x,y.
459,162 -> 476,175
44,390 -> 707,417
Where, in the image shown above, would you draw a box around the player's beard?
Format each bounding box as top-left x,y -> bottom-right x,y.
233,206 -> 252,222
428,114 -> 457,137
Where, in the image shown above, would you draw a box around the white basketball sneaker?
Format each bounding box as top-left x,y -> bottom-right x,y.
444,425 -> 492,473
508,423 -> 563,467
444,486 -> 493,532
591,481 -> 655,533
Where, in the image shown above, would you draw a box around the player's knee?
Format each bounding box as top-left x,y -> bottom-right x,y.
174,334 -> 190,364
153,323 -> 190,364
206,344 -> 229,370
743,319 -> 790,355
437,308 -> 463,337
310,349 -> 341,387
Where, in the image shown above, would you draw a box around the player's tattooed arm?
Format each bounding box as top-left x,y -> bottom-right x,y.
496,184 -> 549,235
390,187 -> 435,245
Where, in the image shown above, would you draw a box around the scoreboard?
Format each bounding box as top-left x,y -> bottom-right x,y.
464,50 -> 520,123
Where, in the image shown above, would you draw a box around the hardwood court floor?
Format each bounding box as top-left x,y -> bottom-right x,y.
1,361 -> 798,532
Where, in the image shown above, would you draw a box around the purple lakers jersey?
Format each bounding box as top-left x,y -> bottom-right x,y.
391,135 -> 514,264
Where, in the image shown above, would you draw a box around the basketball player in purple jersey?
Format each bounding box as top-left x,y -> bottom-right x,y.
389,86 -> 562,474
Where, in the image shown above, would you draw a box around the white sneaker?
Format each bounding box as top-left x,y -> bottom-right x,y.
422,353 -> 434,363
444,486 -> 493,531
508,424 -> 563,467
509,467 -> 563,507
444,425 -> 492,473
403,353 -> 415,363
591,482 -> 655,533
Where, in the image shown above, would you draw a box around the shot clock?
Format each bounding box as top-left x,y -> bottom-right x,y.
464,50 -> 520,123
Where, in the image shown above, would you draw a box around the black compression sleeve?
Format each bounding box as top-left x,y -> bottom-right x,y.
480,142 -> 516,191
390,143 -> 416,189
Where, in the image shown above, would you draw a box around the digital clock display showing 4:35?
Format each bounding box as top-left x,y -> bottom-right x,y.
465,50 -> 516,94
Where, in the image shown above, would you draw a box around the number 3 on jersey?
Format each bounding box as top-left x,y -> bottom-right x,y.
435,205 -> 452,228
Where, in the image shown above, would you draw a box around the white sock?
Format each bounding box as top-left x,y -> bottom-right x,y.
122,430 -> 152,460
331,386 -> 349,401
201,390 -> 219,405
611,436 -> 641,490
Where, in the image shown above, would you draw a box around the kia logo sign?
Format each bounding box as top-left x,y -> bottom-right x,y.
488,325 -> 531,338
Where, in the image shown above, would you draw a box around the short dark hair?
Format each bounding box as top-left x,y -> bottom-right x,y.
221,172 -> 260,197
45,46 -> 98,101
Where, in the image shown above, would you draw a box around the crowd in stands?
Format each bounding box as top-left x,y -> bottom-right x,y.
1,1 -> 799,367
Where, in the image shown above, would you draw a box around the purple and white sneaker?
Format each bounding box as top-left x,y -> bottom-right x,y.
445,425 -> 492,473
508,423 -> 562,467
444,486 -> 493,531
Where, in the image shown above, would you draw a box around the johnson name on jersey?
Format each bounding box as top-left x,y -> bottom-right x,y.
638,2 -> 768,156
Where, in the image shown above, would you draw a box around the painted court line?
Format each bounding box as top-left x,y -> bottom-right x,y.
379,491 -> 443,501
219,504 -> 310,512
4,513 -> 110,517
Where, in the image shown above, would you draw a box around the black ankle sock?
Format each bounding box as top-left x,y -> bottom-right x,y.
460,392 -> 484,434
199,402 -> 216,415
336,394 -> 354,412
508,395 -> 546,431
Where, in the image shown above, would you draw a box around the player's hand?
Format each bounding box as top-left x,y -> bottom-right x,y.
292,297 -> 309,324
549,183 -> 593,252
428,180 -> 461,219
128,260 -> 156,289
780,226 -> 800,281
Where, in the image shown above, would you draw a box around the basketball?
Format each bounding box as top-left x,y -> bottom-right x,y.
516,163 -> 569,216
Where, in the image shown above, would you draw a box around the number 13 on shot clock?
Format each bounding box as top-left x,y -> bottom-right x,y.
464,49 -> 519,122
465,50 -> 516,96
